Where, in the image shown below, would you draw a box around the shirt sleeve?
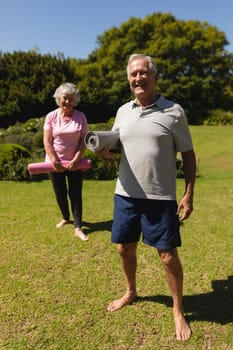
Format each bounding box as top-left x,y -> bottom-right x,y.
172,106 -> 193,152
79,112 -> 88,135
43,111 -> 54,131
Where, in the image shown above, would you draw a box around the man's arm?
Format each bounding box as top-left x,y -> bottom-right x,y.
177,149 -> 196,221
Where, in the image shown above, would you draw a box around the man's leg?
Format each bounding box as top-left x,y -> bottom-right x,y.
158,248 -> 191,341
108,242 -> 138,312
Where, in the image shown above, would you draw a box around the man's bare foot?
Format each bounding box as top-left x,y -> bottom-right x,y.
174,312 -> 191,341
56,219 -> 72,228
107,293 -> 137,312
74,228 -> 89,241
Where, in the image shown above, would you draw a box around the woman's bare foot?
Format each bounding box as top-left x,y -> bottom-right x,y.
74,228 -> 89,241
174,312 -> 191,341
56,219 -> 72,228
107,293 -> 137,312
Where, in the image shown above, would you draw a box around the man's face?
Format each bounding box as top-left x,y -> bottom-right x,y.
128,58 -> 157,100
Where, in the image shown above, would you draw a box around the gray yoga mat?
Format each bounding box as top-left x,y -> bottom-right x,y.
84,131 -> 120,152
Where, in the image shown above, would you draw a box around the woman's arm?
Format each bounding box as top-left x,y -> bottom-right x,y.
43,129 -> 64,171
67,131 -> 87,170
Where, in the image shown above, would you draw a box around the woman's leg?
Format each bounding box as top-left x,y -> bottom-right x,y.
50,172 -> 70,224
67,171 -> 88,241
67,170 -> 83,228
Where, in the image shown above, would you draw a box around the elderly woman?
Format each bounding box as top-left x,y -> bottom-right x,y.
43,82 -> 89,241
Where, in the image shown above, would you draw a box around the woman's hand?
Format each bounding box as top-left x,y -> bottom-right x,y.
67,160 -> 78,171
52,160 -> 65,172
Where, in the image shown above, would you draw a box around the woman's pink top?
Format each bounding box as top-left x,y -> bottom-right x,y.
44,108 -> 88,161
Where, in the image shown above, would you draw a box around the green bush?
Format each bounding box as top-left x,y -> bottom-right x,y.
0,143 -> 31,163
204,109 -> 233,125
0,123 -> 34,152
33,130 -> 44,150
0,143 -> 31,180
83,149 -> 119,180
2,157 -> 32,181
88,122 -> 112,131
0,118 -> 45,152
23,117 -> 45,133
0,120 -> 188,181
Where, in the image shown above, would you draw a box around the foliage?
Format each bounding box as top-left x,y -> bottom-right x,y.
2,157 -> 32,181
88,122 -> 112,131
76,13 -> 233,124
0,51 -> 77,128
0,143 -> 31,162
0,120 -> 44,153
203,109 -> 233,125
23,117 -> 45,133
0,143 -> 31,180
83,148 -> 119,180
1,14 -> 233,127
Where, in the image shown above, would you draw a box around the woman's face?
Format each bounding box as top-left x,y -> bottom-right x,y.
59,93 -> 75,113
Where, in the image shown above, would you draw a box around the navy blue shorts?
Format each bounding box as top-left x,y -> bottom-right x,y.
111,195 -> 181,250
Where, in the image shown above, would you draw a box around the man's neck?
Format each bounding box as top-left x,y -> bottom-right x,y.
136,93 -> 159,108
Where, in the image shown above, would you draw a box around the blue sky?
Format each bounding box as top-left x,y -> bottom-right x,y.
1,0 -> 232,59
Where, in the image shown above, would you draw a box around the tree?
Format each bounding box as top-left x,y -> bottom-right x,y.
0,13 -> 232,127
74,13 -> 233,124
0,51 -> 77,128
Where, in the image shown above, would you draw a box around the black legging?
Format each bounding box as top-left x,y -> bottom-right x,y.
50,170 -> 83,228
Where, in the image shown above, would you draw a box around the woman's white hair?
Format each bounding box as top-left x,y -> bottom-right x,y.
53,82 -> 81,106
126,54 -> 158,79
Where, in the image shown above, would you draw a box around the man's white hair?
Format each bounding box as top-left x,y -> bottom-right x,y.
126,54 -> 158,79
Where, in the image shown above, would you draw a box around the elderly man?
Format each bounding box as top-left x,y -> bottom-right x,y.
100,54 -> 196,341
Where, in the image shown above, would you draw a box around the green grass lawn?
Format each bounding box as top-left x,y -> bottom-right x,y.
0,126 -> 233,349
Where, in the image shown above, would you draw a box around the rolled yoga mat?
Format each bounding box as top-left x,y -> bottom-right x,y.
28,158 -> 92,175
84,131 -> 120,152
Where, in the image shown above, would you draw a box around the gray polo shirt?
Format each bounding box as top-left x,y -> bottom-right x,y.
112,94 -> 193,200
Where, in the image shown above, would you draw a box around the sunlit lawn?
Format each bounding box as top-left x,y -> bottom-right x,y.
0,126 -> 233,349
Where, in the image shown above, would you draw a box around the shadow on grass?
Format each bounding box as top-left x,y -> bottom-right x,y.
137,275 -> 233,324
83,220 -> 112,235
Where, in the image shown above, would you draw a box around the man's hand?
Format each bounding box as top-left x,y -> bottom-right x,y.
96,145 -> 117,159
177,194 -> 193,221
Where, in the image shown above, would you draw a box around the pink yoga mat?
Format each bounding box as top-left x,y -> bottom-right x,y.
28,159 -> 92,175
